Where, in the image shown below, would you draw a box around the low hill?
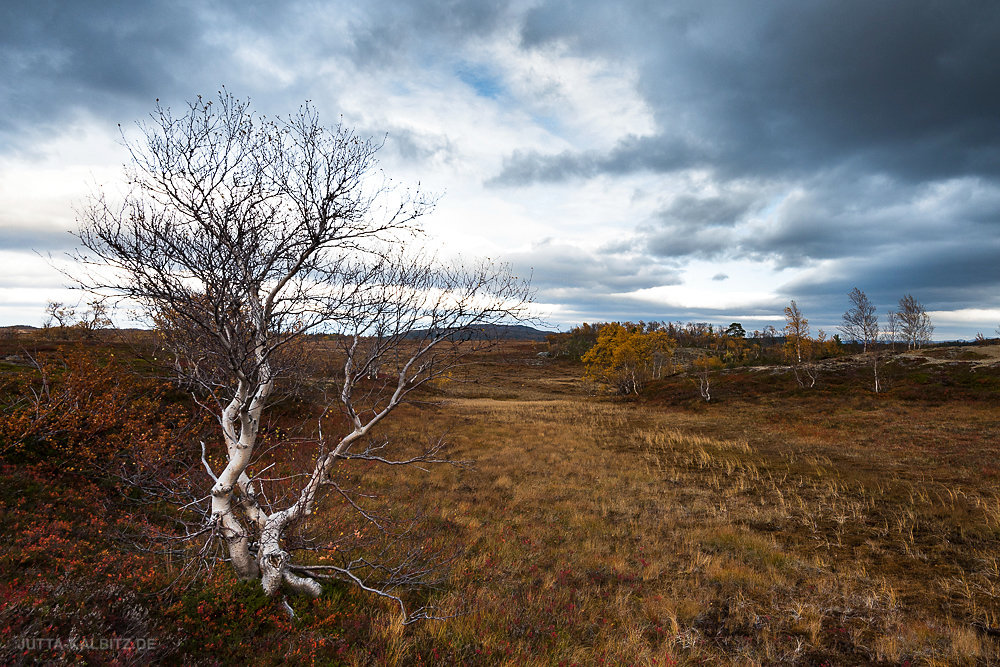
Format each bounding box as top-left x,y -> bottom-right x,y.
406,323 -> 554,341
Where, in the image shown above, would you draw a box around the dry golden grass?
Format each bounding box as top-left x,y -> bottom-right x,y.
313,343 -> 1000,664
6,336 -> 999,664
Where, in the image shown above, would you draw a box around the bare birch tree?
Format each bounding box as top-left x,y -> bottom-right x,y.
840,287 -> 879,352
73,92 -> 532,620
885,310 -> 900,352
692,355 -> 722,401
896,294 -> 933,349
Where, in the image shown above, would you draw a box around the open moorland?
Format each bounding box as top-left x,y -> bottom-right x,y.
2,335 -> 1000,665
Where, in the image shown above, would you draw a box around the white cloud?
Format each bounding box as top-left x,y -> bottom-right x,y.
621,258 -> 787,311
481,34 -> 656,149
928,309 -> 1000,325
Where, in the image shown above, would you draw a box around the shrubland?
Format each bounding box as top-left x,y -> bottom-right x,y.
2,331 -> 999,665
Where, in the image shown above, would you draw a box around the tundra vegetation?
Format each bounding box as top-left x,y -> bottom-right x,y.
3,318 -> 1000,664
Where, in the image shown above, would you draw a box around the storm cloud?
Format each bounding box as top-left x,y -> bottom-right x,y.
2,1 -> 999,336
506,0 -> 1000,183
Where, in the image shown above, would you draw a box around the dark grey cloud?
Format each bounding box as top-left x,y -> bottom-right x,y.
505,0 -> 1000,185
660,193 -> 754,228
378,127 -> 456,165
636,188 -> 761,259
783,239 -> 1000,315
749,173 -> 1000,275
738,176 -> 906,267
642,223 -> 730,260
626,167 -> 1000,285
488,135 -> 700,186
0,0 -> 222,151
347,0 -> 512,69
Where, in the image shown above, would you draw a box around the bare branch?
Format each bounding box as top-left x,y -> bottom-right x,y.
69,90 -> 532,618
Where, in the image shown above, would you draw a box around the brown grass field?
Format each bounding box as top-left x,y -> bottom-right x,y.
3,337 -> 1000,665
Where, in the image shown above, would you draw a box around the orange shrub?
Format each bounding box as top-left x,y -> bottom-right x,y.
0,346 -> 196,471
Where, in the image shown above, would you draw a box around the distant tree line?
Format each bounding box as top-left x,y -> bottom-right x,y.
547,318 -> 840,368
550,289 -> 936,396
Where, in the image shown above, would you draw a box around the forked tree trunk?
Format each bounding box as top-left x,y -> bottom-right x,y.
209,353 -> 274,582
258,516 -> 323,598
212,487 -> 259,579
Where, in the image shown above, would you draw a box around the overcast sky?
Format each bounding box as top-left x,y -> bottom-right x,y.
2,0 -> 999,338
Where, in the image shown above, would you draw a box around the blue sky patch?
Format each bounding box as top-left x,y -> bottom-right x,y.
455,62 -> 504,100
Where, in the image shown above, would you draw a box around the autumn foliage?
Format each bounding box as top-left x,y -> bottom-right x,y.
581,322 -> 676,394
0,345 -> 198,470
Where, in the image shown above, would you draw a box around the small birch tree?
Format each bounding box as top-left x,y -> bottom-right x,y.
581,322 -> 676,394
783,300 -> 808,364
692,355 -> 723,401
840,287 -> 879,352
783,300 -> 816,387
885,310 -> 900,352
896,294 -> 933,349
44,301 -> 75,331
74,92 -> 532,620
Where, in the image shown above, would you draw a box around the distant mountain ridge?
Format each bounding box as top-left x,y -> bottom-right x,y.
405,323 -> 553,341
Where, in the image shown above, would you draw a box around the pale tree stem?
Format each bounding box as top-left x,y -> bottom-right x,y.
71,91 -> 533,617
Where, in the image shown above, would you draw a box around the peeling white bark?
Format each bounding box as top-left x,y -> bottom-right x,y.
75,92 -> 533,621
